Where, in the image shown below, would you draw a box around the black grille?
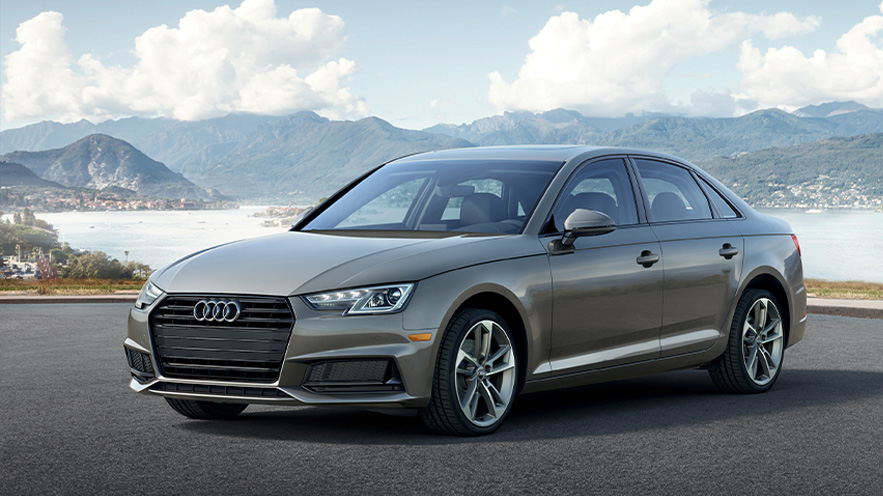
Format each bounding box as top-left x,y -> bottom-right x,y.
149,295 -> 294,383
150,382 -> 289,398
303,359 -> 404,393
126,347 -> 155,382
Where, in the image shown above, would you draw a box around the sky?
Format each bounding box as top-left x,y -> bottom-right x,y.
1,0 -> 881,131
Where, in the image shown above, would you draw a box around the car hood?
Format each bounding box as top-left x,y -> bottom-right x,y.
151,231 -> 545,296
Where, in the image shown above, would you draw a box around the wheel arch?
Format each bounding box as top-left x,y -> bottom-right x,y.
737,270 -> 792,346
451,289 -> 530,392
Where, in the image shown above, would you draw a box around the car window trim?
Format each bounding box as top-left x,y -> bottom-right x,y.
627,155 -> 719,225
539,155 -> 642,235
694,173 -> 744,220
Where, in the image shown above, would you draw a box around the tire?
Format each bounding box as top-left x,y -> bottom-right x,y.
419,308 -> 519,436
709,289 -> 786,393
165,398 -> 248,420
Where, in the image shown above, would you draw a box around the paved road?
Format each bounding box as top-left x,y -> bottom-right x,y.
2,304 -> 881,495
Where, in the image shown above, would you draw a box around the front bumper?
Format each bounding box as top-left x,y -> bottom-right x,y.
125,295 -> 439,409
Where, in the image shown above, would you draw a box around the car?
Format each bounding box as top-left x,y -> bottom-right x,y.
125,145 -> 806,436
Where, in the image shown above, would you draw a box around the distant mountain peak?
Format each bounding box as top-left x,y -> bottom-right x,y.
285,111 -> 327,124
539,108 -> 585,123
0,135 -> 218,200
793,101 -> 871,118
0,161 -> 65,188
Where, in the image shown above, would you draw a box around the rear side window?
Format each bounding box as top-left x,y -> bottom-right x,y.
635,159 -> 712,222
699,177 -> 740,218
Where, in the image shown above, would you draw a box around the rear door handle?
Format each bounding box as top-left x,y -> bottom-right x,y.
719,243 -> 739,259
636,250 -> 660,268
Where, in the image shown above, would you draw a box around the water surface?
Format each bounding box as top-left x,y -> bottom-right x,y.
6,208 -> 881,282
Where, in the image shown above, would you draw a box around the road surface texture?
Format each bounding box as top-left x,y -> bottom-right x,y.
2,304 -> 881,495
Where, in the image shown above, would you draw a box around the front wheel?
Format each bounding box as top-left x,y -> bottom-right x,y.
420,309 -> 518,436
709,289 -> 786,393
165,398 -> 248,419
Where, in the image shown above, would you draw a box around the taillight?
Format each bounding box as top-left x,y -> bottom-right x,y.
791,234 -> 801,257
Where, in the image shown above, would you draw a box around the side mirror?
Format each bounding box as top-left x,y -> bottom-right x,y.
561,209 -> 616,246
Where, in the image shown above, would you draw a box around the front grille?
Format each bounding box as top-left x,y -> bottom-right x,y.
150,382 -> 290,398
126,347 -> 155,382
149,295 -> 294,383
303,359 -> 404,393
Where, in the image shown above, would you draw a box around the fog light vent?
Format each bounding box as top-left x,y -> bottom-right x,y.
303,359 -> 403,393
126,347 -> 155,382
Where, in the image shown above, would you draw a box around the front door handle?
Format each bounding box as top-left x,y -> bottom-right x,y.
636,250 -> 660,268
719,243 -> 739,260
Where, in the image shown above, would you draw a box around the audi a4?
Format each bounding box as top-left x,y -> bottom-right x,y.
125,145 -> 806,436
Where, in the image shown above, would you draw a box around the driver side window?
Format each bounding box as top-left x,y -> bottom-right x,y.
548,159 -> 638,232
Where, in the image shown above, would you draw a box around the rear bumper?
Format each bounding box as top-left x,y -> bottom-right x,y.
787,266 -> 808,349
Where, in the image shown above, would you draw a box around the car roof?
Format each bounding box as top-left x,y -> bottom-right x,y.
392,145 -> 692,166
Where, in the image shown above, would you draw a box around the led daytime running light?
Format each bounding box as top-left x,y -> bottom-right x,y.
304,284 -> 414,315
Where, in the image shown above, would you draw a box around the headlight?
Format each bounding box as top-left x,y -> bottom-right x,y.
135,281 -> 165,309
303,283 -> 415,315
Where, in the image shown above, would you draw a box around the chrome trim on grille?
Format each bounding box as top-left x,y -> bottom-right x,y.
149,295 -> 294,383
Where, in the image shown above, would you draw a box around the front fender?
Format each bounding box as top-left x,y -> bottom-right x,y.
402,254 -> 553,387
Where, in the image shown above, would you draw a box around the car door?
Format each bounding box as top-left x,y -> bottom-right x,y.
545,158 -> 663,374
631,158 -> 743,357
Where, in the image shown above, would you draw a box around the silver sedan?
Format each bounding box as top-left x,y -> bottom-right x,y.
125,145 -> 806,436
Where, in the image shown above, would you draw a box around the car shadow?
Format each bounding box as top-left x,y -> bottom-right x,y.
177,368 -> 883,445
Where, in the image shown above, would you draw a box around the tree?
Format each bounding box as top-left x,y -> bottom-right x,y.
0,223 -> 58,255
125,261 -> 153,280
60,251 -> 153,279
21,208 -> 36,225
49,248 -> 69,265
61,251 -> 129,279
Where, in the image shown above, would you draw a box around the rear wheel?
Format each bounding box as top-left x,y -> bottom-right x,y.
420,309 -> 518,436
165,398 -> 248,419
709,289 -> 785,393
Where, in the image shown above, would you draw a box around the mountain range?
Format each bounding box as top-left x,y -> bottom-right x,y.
696,133 -> 883,208
426,103 -> 883,160
0,101 -> 880,203
0,135 -> 221,200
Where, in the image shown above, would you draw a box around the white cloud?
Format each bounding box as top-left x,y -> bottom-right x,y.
2,0 -> 368,124
737,4 -> 883,110
488,0 -> 819,117
2,12 -> 84,122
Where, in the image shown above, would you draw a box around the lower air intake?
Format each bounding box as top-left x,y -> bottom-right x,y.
150,382 -> 289,398
303,359 -> 404,393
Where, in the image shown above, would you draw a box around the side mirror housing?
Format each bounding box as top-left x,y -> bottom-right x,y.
561,209 -> 616,246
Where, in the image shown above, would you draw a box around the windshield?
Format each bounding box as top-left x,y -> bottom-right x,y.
300,159 -> 562,234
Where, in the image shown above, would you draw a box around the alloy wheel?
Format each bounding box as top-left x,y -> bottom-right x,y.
741,297 -> 784,386
453,319 -> 517,427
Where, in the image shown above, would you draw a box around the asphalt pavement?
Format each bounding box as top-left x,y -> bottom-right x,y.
1,304 -> 881,495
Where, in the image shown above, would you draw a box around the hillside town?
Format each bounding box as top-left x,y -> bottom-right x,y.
0,186 -> 237,212
734,180 -> 883,210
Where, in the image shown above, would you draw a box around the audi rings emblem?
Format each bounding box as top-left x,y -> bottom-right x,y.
193,299 -> 242,322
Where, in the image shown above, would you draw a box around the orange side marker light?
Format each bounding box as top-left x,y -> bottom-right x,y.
408,333 -> 432,342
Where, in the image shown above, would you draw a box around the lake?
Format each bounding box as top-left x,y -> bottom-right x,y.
5,208 -> 882,283
15,207 -> 287,271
